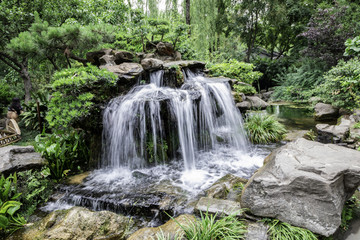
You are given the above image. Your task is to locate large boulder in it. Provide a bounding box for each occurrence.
[86,49,112,66]
[101,62,143,80]
[195,197,243,217]
[241,138,360,237]
[0,146,44,174]
[205,173,247,201]
[314,103,339,121]
[236,96,268,111]
[128,214,196,240]
[10,207,134,240]
[156,42,175,57]
[141,58,164,70]
[113,50,134,64]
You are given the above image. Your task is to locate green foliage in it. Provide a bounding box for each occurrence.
[176,210,247,240]
[354,122,360,129]
[262,218,318,240]
[46,65,117,129]
[340,196,360,231]
[272,58,327,102]
[345,36,360,57]
[21,92,50,131]
[233,84,257,95]
[16,168,54,218]
[0,174,26,234]
[0,81,16,115]
[244,114,287,144]
[146,137,169,164]
[34,129,89,180]
[316,58,360,110]
[208,60,262,85]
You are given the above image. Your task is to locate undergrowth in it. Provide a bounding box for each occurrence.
[244,114,287,144]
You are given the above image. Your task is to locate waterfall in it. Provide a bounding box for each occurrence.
[102,69,249,171]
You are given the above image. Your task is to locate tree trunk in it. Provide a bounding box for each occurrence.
[20,64,32,103]
[185,0,191,36]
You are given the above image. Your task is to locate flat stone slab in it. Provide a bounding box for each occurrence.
[241,138,360,237]
[195,197,242,216]
[0,145,44,174]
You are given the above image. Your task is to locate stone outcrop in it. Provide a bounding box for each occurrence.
[316,116,352,143]
[100,62,143,80]
[0,146,44,174]
[236,95,268,111]
[241,138,360,237]
[128,214,196,240]
[314,103,339,121]
[195,197,243,217]
[206,173,247,201]
[10,207,134,240]
[141,58,164,70]
[245,222,269,240]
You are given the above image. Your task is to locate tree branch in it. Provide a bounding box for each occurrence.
[0,52,22,72]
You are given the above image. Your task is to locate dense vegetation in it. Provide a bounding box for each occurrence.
[1,0,360,238]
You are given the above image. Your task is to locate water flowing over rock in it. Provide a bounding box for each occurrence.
[0,146,44,174]
[241,138,360,237]
[11,207,134,240]
[43,68,264,224]
[102,70,249,170]
[128,214,196,240]
[314,103,339,121]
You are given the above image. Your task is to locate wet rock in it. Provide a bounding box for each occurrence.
[241,138,360,237]
[128,214,196,240]
[163,60,206,70]
[0,146,44,174]
[156,42,175,57]
[314,103,339,121]
[86,49,112,66]
[245,222,269,240]
[13,207,134,240]
[99,54,115,66]
[206,173,247,201]
[353,109,360,122]
[236,96,268,111]
[65,172,91,185]
[261,91,274,102]
[113,50,134,64]
[284,130,308,142]
[316,115,353,143]
[141,58,164,70]
[195,197,243,217]
[101,62,143,79]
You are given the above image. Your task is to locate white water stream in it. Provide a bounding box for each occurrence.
[43,69,266,216]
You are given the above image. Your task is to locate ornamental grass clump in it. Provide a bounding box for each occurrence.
[262,218,318,240]
[245,114,287,144]
[176,210,247,240]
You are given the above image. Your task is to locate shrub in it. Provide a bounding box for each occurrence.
[244,114,287,144]
[207,59,262,85]
[178,210,247,240]
[17,168,54,218]
[0,81,16,116]
[316,58,360,110]
[344,35,360,57]
[21,92,50,131]
[272,58,327,102]
[262,218,318,240]
[233,84,257,95]
[34,129,89,180]
[0,174,26,235]
[46,65,117,129]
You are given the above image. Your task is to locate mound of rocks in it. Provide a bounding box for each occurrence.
[241,138,360,237]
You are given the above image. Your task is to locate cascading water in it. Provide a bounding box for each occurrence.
[43,68,265,223]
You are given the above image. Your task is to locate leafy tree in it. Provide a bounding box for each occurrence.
[345,35,360,57]
[299,4,354,67]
